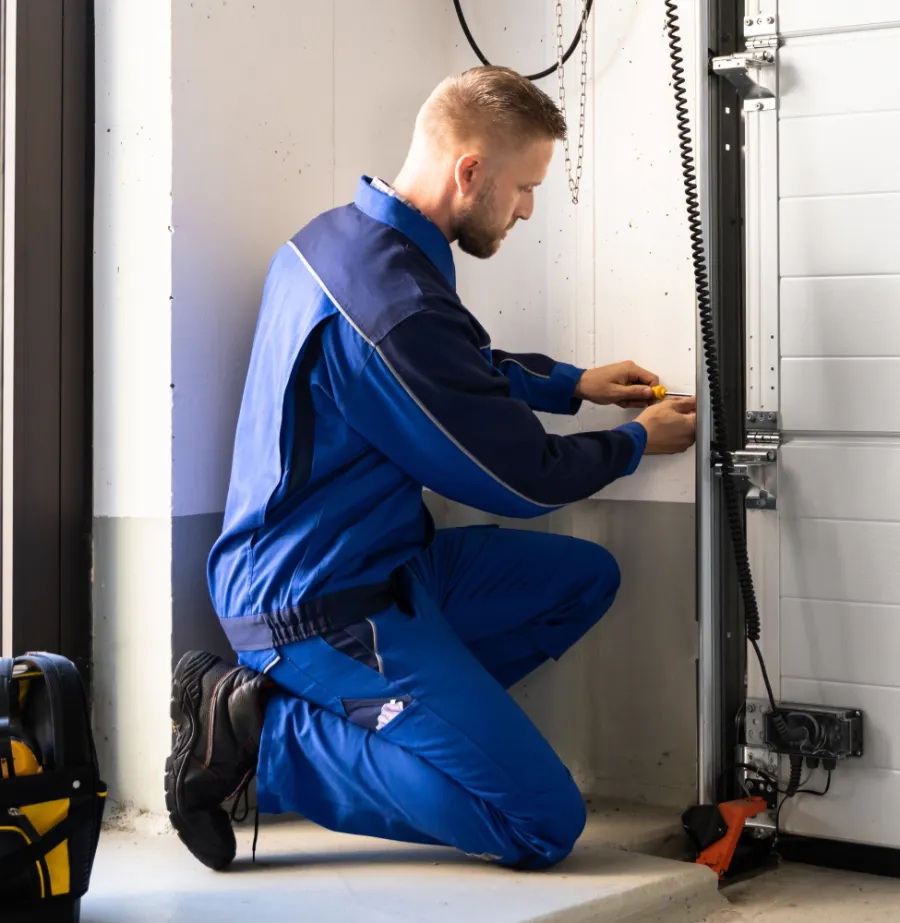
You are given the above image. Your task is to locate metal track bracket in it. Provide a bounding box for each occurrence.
[711,49,777,110]
[713,412,780,509]
[712,13,779,112]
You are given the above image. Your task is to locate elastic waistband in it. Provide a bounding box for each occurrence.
[219,580,398,652]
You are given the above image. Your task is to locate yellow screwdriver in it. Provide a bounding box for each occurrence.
[651,385,694,401]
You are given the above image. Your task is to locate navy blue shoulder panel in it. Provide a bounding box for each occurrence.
[291,205,458,345]
[374,301,642,506]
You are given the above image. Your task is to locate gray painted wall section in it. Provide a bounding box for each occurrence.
[93,513,230,814]
[171,512,233,665]
[426,496,698,810]
[94,500,696,813]
[93,517,175,816]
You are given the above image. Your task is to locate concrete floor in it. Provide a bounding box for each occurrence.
[82,803,900,923]
[83,804,726,923]
[705,863,900,923]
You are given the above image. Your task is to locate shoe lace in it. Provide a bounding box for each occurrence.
[229,768,261,863]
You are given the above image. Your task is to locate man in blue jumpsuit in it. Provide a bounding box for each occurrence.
[165,66,696,873]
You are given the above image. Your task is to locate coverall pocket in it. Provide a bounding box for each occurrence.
[321,619,384,673]
[341,695,415,732]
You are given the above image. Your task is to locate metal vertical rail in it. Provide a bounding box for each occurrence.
[694,0,720,808]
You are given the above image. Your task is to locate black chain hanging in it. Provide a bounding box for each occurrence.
[452,1,595,203]
[452,0,595,81]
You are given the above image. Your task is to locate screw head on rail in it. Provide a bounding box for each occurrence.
[766,16,775,24]
[745,17,754,26]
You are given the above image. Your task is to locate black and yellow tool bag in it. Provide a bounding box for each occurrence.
[0,654,107,923]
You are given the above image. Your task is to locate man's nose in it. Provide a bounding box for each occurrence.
[516,194,535,221]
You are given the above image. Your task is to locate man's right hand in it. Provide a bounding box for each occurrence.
[635,398,697,455]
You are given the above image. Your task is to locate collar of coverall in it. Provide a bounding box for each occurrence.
[355,176,457,290]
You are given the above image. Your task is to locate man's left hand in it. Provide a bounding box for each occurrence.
[574,361,659,408]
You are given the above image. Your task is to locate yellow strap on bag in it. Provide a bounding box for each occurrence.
[0,738,42,778]
[20,799,71,896]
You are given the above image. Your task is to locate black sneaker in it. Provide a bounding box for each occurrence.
[165,651,272,870]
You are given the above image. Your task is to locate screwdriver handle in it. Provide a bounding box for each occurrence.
[651,386,694,401]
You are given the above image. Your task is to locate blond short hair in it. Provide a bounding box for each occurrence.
[424,66,567,148]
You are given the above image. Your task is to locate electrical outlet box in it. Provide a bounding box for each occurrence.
[763,704,863,762]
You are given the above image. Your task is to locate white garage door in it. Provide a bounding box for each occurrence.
[742,1,900,845]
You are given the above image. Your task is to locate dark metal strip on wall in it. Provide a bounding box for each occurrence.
[8,0,93,683]
[710,0,747,803]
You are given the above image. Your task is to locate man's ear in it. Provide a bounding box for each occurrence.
[454,154,480,196]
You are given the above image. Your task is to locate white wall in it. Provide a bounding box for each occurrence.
[92,0,176,818]
[165,0,699,513]
[94,1,173,519]
[169,1,456,517]
[449,1,698,504]
[93,0,700,816]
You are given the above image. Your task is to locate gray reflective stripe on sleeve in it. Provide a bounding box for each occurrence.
[496,357,551,380]
[287,241,556,511]
[365,617,384,674]
[262,655,281,674]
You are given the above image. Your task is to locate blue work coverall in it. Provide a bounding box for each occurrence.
[208,177,648,868]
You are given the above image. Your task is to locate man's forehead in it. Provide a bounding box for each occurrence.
[514,140,554,180]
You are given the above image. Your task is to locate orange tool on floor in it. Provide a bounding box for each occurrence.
[695,797,768,879]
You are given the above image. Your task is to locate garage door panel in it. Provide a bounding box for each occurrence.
[781,195,900,278]
[783,678,900,771]
[782,599,900,688]
[756,7,900,849]
[782,277,900,358]
[778,765,900,846]
[780,31,900,119]
[780,3,900,35]
[781,442,900,520]
[782,358,900,432]
[781,113,900,199]
[781,520,900,605]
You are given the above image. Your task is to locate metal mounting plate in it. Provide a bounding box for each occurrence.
[745,98,776,112]
[738,746,778,831]
[746,410,779,431]
[744,13,777,39]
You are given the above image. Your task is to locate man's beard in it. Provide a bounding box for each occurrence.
[452,182,511,259]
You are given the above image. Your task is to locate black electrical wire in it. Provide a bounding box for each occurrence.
[453,0,595,82]
[775,769,832,842]
[661,1,794,740]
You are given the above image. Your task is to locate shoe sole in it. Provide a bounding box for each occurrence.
[164,651,235,871]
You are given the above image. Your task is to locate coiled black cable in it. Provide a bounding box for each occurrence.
[662,2,785,724]
[453,0,595,82]
[785,755,803,797]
